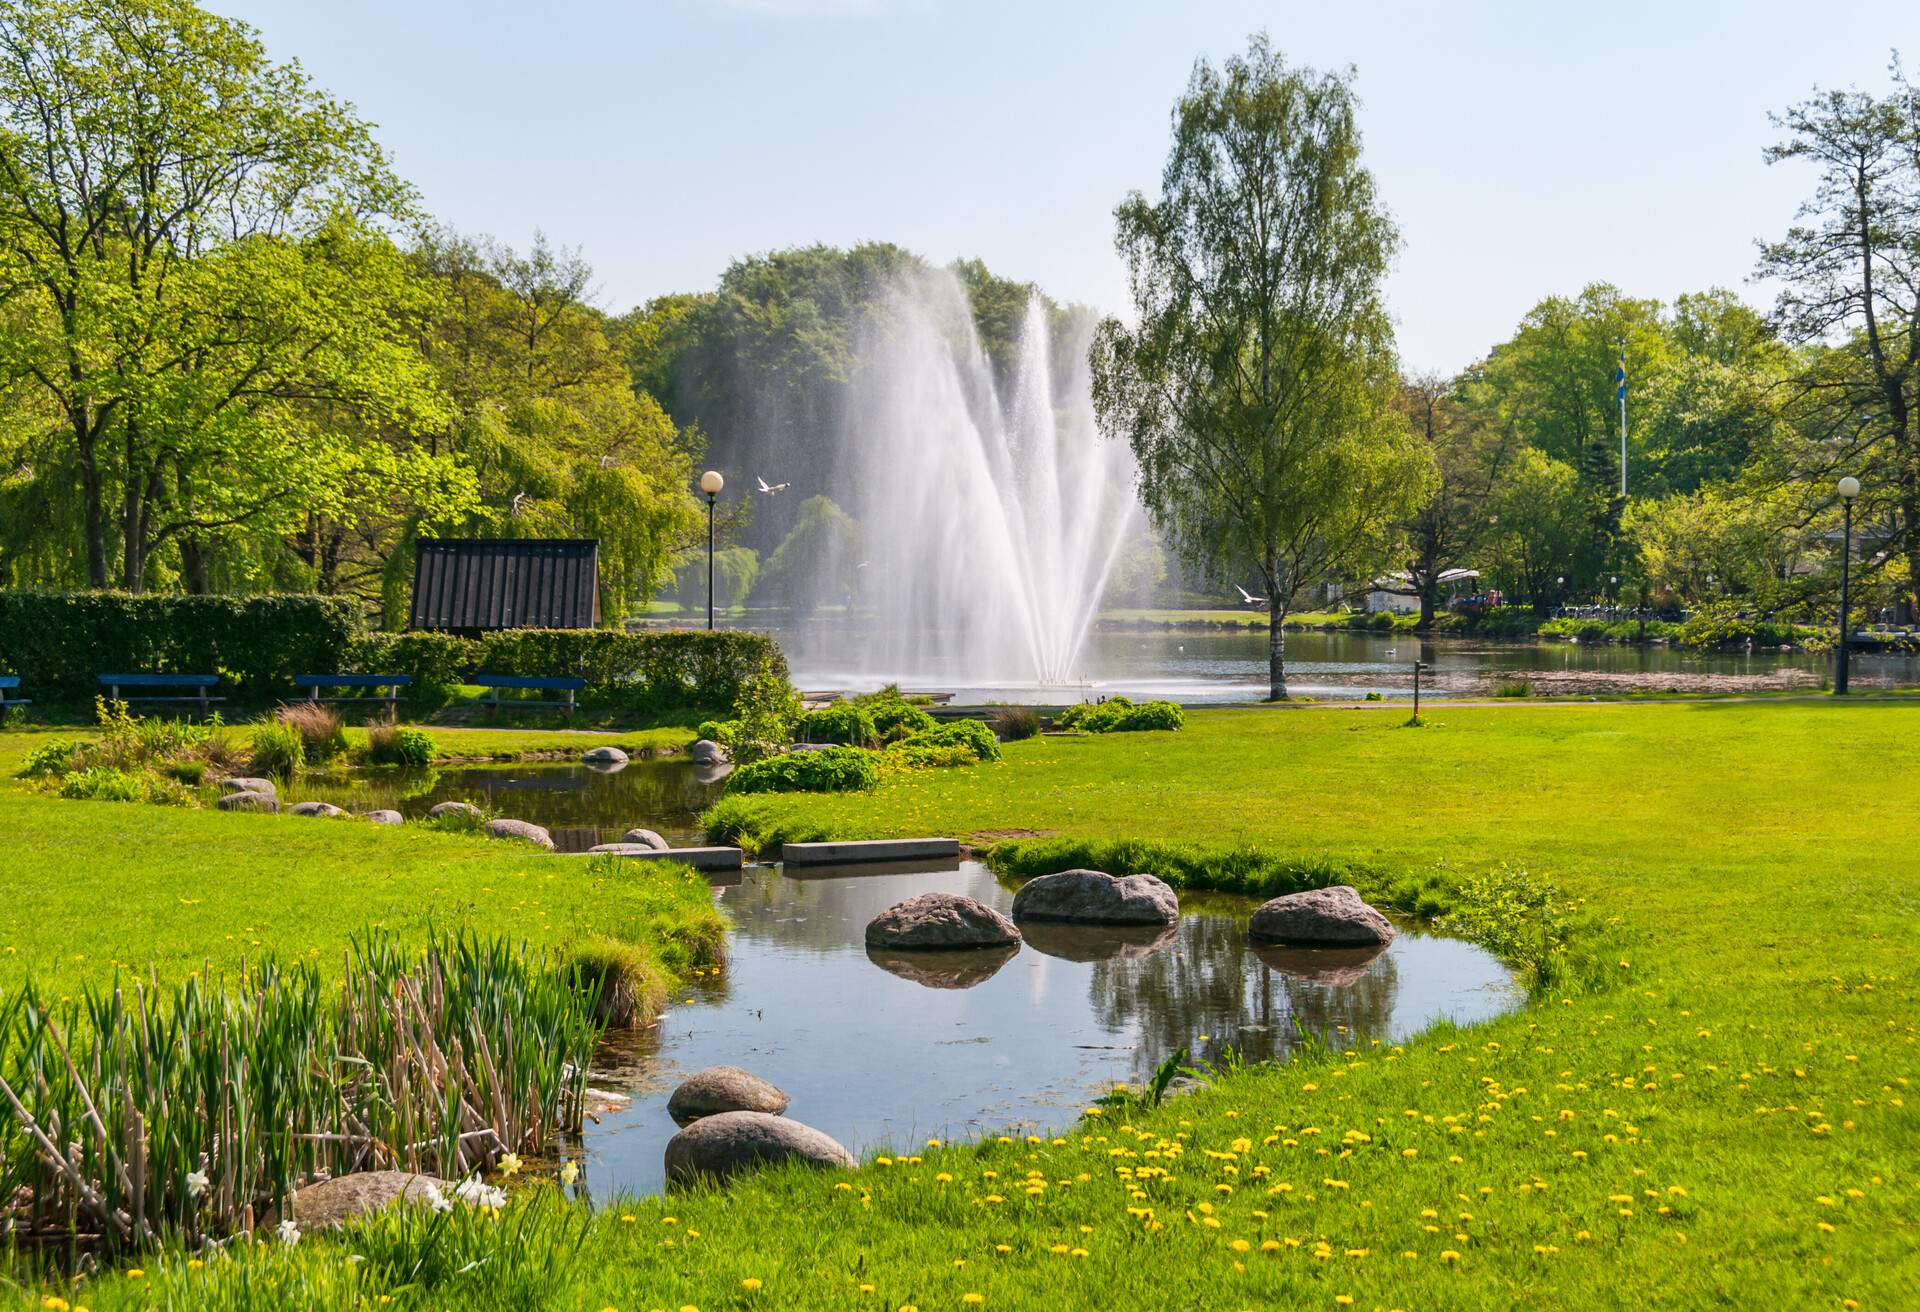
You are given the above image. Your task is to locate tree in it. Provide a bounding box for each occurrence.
[1758,60,1920,617]
[1379,373,1513,626]
[1486,449,1602,611]
[1091,36,1429,697]
[752,495,860,615]
[0,0,449,590]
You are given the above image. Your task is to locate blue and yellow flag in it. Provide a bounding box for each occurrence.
[1615,340,1626,403]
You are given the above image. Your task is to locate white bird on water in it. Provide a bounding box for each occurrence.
[757,476,790,495]
[1234,584,1265,606]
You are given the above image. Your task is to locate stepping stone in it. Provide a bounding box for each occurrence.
[865,892,1020,950]
[1248,886,1395,947]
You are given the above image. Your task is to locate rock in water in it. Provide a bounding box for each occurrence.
[428,801,483,821]
[619,827,670,850]
[291,1171,449,1229]
[690,739,728,765]
[486,818,555,850]
[1011,868,1179,925]
[1248,886,1396,947]
[216,790,278,813]
[664,1111,853,1185]
[221,776,276,796]
[582,745,629,765]
[865,892,1021,950]
[289,801,346,818]
[362,809,405,826]
[667,1065,791,1124]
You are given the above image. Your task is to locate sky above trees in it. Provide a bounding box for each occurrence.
[210,0,1912,371]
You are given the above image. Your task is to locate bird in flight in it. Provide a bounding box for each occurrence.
[757,476,790,495]
[1234,584,1266,606]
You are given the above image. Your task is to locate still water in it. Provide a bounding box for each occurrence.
[576,861,1515,1198]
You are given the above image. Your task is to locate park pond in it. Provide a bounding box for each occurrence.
[568,859,1516,1199]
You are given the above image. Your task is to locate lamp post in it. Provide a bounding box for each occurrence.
[1556,576,1565,617]
[1836,475,1859,695]
[699,470,725,631]
[1609,575,1619,621]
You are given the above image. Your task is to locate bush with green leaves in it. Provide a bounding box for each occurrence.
[248,717,306,780]
[719,671,803,764]
[854,685,938,740]
[1434,864,1575,987]
[17,738,79,778]
[1055,697,1184,733]
[367,723,437,767]
[56,765,148,802]
[893,717,1001,763]
[798,700,877,747]
[724,745,880,794]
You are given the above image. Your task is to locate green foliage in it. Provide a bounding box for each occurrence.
[248,718,307,780]
[724,745,880,795]
[751,494,861,612]
[722,670,803,764]
[695,718,739,744]
[0,592,359,700]
[1434,864,1576,987]
[1492,678,1533,698]
[989,704,1042,742]
[276,701,348,761]
[891,717,1002,763]
[1676,609,1815,650]
[367,723,436,767]
[475,628,789,711]
[1054,697,1184,733]
[56,765,148,802]
[18,738,79,778]
[345,631,481,701]
[854,685,938,740]
[799,700,877,747]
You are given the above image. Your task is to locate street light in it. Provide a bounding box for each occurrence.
[1836,475,1860,695]
[699,470,725,631]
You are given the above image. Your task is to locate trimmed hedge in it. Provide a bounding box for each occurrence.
[0,592,358,699]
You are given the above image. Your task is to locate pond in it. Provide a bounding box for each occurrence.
[572,860,1516,1199]
[284,758,726,852]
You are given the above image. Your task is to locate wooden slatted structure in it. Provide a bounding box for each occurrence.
[407,539,601,634]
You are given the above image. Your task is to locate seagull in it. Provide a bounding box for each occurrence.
[757,476,790,495]
[1234,584,1266,606]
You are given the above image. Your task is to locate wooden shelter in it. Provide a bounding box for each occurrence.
[407,539,600,634]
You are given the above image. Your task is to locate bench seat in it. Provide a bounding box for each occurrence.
[472,674,586,713]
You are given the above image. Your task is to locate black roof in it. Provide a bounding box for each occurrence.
[408,539,601,632]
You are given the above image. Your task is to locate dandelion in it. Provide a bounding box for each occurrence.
[741,1278,762,1291]
[1441,1250,1461,1263]
[963,1296,985,1306]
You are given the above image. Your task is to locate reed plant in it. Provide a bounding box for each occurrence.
[274,701,348,762]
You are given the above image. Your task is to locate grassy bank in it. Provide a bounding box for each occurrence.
[20,703,1920,1309]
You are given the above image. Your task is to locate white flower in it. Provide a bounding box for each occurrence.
[186,1170,210,1197]
[453,1177,507,1210]
[277,1218,302,1246]
[346,1254,366,1265]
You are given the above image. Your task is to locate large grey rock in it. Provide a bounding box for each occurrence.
[1011,869,1179,926]
[221,776,277,797]
[667,1065,791,1124]
[867,944,1018,990]
[1249,941,1387,987]
[1248,885,1396,947]
[428,801,484,821]
[865,892,1021,951]
[582,746,629,766]
[664,1110,853,1186]
[362,809,405,826]
[291,1171,450,1229]
[289,801,346,819]
[486,817,555,850]
[690,738,728,765]
[216,790,278,813]
[1020,920,1177,963]
[618,827,670,851]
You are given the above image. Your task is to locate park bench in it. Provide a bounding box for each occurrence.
[294,673,412,710]
[97,673,224,714]
[471,674,585,715]
[0,676,28,719]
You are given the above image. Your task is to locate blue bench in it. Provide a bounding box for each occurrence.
[98,673,224,713]
[295,673,412,709]
[472,674,585,714]
[0,675,28,718]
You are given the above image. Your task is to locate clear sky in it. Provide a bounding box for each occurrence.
[213,0,1910,373]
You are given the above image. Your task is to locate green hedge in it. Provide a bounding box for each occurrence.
[724,745,880,794]
[0,592,359,699]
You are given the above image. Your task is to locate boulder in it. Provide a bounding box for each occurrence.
[582,746,629,766]
[690,738,728,765]
[427,801,484,821]
[289,801,346,819]
[1011,869,1179,926]
[221,776,277,796]
[362,809,405,826]
[867,944,1018,990]
[1019,920,1177,964]
[664,1110,853,1186]
[865,892,1021,951]
[215,790,278,813]
[1249,941,1387,988]
[291,1171,450,1230]
[1248,885,1396,947]
[667,1065,791,1124]
[486,817,555,850]
[618,828,671,851]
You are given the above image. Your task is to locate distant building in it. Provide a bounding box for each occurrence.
[1365,568,1481,615]
[407,538,601,634]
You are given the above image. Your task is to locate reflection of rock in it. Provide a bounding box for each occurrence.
[867,944,1019,989]
[216,790,277,812]
[292,1171,449,1229]
[289,801,346,818]
[865,892,1021,950]
[1250,940,1387,987]
[619,827,670,851]
[1249,886,1395,946]
[668,1065,790,1124]
[1020,919,1178,963]
[582,746,628,768]
[486,817,555,850]
[362,809,404,826]
[693,761,733,788]
[221,776,276,796]
[1012,869,1179,925]
[664,1110,853,1186]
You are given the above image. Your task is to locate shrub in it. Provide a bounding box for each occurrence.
[695,717,740,744]
[472,628,789,711]
[276,700,348,761]
[855,685,938,740]
[725,746,880,794]
[990,704,1042,741]
[1493,678,1532,698]
[798,700,877,747]
[249,717,306,779]
[893,717,1001,763]
[57,765,147,802]
[722,671,802,764]
[346,631,480,702]
[1055,697,1184,733]
[368,723,437,767]
[1435,865,1574,986]
[17,738,79,778]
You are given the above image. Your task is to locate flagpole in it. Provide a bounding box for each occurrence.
[1618,337,1628,498]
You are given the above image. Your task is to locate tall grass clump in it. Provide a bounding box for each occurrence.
[248,716,306,779]
[990,704,1042,741]
[366,721,437,766]
[0,931,599,1258]
[274,700,348,762]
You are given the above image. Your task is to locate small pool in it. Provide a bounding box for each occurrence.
[575,860,1516,1198]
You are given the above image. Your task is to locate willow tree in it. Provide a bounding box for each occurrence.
[1092,37,1428,697]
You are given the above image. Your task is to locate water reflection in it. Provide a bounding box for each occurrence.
[579,862,1515,1198]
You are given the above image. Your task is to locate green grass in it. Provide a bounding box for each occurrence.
[18,702,1920,1309]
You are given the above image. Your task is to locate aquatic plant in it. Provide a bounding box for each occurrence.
[275,701,349,762]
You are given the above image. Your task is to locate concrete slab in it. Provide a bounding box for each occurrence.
[781,838,961,866]
[568,845,744,871]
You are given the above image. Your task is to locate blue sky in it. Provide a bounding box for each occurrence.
[215,0,1911,371]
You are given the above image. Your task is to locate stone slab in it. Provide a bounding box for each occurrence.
[781,838,961,866]
[567,845,744,871]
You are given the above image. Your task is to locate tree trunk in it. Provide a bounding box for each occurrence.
[1418,584,1436,630]
[76,419,108,589]
[1267,596,1288,700]
[180,536,211,593]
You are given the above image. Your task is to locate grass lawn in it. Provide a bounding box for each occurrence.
[20,702,1920,1310]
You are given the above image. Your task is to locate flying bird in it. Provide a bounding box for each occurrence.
[757,476,790,495]
[1234,584,1266,606]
